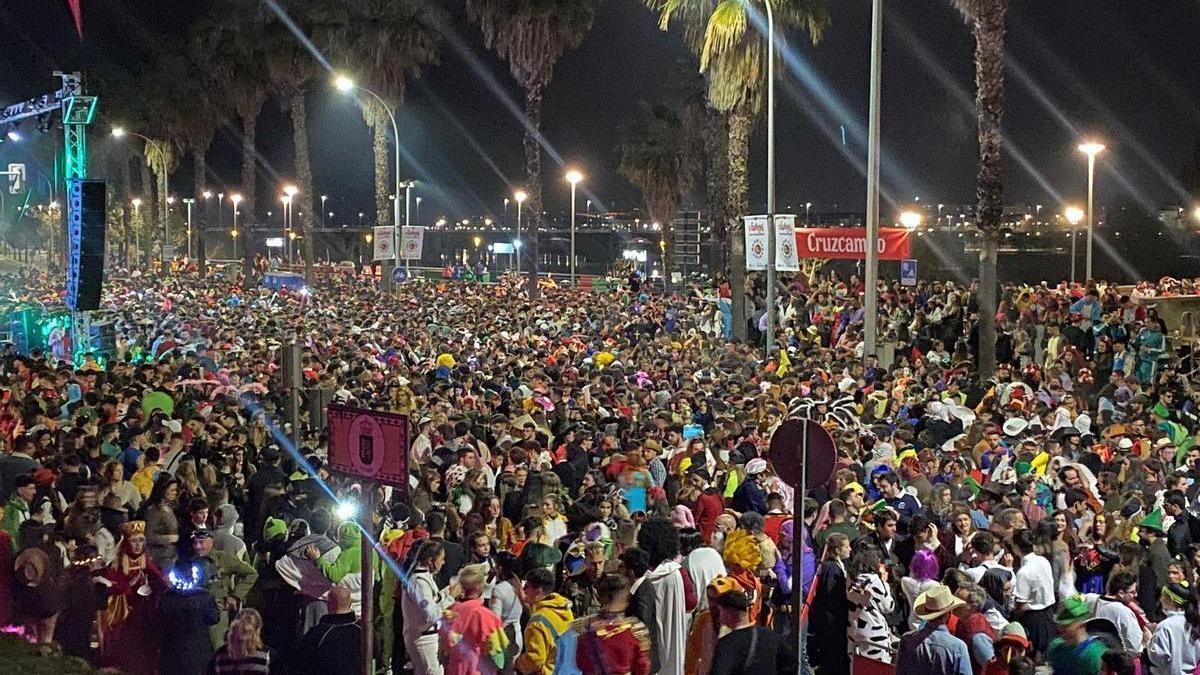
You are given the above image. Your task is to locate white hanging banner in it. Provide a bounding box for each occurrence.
[774,214,799,272]
[400,226,425,260]
[744,215,769,271]
[373,226,395,261]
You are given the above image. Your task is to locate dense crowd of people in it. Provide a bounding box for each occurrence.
[0,261,1198,675]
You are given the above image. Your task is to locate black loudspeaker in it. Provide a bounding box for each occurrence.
[66,179,107,311]
[9,308,39,354]
[89,320,117,359]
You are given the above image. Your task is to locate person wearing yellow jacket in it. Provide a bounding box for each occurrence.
[516,567,574,675]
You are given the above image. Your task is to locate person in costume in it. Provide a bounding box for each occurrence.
[99,520,165,675]
[442,563,509,675]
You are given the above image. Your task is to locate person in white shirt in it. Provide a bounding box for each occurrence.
[1147,580,1200,675]
[1088,571,1148,658]
[964,532,1011,583]
[402,539,454,675]
[410,417,434,468]
[1012,530,1055,658]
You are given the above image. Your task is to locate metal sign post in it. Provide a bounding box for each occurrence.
[795,419,808,669]
[360,485,375,675]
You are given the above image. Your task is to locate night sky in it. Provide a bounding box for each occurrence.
[0,1,1198,223]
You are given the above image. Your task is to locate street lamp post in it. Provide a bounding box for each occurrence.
[113,127,170,264]
[863,0,884,362]
[566,171,583,286]
[400,180,415,269]
[321,195,327,228]
[514,190,527,272]
[231,194,243,260]
[335,75,401,287]
[1078,141,1105,281]
[415,196,422,225]
[764,0,778,353]
[1065,206,1084,283]
[283,185,298,267]
[182,198,195,259]
[131,198,142,264]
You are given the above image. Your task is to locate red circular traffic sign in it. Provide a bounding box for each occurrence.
[768,419,837,491]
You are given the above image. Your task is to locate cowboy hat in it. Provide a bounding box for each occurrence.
[913,584,965,620]
[1002,418,1028,437]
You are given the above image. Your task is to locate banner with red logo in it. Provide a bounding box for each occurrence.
[794,227,912,261]
[743,215,769,270]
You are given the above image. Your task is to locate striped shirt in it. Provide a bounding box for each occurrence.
[210,647,272,674]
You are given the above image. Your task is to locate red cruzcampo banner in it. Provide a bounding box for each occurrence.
[794,227,912,261]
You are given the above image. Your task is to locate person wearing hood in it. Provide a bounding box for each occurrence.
[304,521,365,617]
[212,502,247,561]
[516,566,575,675]
[627,518,697,675]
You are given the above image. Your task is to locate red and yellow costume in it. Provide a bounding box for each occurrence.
[99,521,165,675]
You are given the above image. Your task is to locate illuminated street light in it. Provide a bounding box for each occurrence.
[899,211,922,228]
[565,170,584,285]
[1077,141,1105,280]
[514,190,528,272]
[334,73,401,285]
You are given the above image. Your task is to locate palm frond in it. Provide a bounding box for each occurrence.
[700,0,748,71]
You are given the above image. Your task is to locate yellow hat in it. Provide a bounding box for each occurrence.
[844,482,865,495]
[436,353,456,368]
[708,575,742,596]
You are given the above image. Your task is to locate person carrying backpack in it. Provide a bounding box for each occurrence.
[516,567,575,675]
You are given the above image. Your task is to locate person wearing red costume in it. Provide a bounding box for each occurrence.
[99,520,166,675]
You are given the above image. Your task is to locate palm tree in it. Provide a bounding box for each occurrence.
[467,0,603,295]
[181,22,234,275]
[618,100,703,292]
[952,0,1008,382]
[650,0,828,339]
[317,0,443,229]
[201,0,270,270]
[264,0,322,282]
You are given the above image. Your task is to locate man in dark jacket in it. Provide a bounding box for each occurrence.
[1164,490,1195,557]
[295,586,360,675]
[427,510,466,588]
[246,447,287,546]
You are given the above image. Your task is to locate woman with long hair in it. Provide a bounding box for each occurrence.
[1075,511,1118,594]
[411,466,443,517]
[174,459,206,518]
[488,551,524,673]
[847,547,897,663]
[471,492,515,552]
[144,477,182,571]
[209,608,285,674]
[1044,515,1077,600]
[101,458,142,512]
[1147,581,1200,674]
[809,533,852,675]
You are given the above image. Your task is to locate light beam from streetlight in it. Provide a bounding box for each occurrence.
[334,75,355,92]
